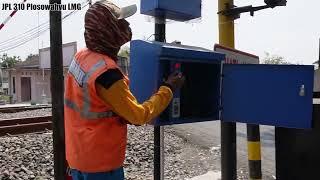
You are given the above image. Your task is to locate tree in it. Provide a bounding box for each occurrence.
[262,52,291,65]
[118,46,130,59]
[0,53,22,68]
[26,54,38,61]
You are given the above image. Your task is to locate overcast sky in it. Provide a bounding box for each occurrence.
[0,0,319,65]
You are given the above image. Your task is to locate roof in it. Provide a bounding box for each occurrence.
[13,54,128,70]
[15,55,39,69]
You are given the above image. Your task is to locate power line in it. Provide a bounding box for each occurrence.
[0,1,89,52]
[0,0,88,47]
[0,20,49,46]
[0,25,51,52]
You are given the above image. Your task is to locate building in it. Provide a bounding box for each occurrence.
[4,55,68,103]
[1,69,9,95]
[117,56,130,75]
[2,42,129,104]
[315,68,320,93]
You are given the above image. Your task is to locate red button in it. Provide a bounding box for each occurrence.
[175,63,181,69]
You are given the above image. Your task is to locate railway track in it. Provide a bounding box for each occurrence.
[0,105,51,113]
[0,116,52,136]
[0,99,318,137]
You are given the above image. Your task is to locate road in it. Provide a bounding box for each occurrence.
[169,121,276,179]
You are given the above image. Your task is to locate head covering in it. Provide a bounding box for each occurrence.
[96,0,137,19]
[84,1,137,60]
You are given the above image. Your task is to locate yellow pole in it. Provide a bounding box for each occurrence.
[218,0,237,179]
[218,0,234,48]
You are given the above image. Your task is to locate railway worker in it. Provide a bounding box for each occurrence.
[64,0,185,179]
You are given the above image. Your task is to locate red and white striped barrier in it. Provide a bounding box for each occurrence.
[0,0,27,31]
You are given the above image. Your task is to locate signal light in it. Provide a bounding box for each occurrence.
[264,0,287,8]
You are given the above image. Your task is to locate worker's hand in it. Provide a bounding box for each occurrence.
[164,72,185,91]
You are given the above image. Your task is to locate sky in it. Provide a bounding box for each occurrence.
[0,0,319,65]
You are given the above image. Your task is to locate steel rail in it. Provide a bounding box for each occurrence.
[0,116,52,136]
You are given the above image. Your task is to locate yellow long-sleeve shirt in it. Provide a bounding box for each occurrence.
[96,79,173,125]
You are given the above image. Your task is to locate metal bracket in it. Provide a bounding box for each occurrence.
[218,3,272,20]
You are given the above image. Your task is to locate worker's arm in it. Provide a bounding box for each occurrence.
[95,69,173,125]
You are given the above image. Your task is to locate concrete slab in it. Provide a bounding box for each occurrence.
[170,121,276,178]
[0,103,31,108]
[187,171,221,180]
[0,103,51,109]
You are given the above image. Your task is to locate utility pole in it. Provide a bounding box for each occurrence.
[218,0,237,179]
[49,0,66,179]
[154,17,165,180]
[217,1,287,179]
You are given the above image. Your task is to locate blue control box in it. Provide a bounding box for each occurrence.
[129,40,314,129]
[140,0,201,21]
[130,40,224,126]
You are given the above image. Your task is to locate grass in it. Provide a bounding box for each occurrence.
[0,95,10,102]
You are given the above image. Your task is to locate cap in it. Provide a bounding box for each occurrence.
[96,0,137,19]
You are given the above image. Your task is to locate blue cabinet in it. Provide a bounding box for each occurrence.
[221,64,314,129]
[130,40,224,125]
[129,40,315,129]
[140,0,201,21]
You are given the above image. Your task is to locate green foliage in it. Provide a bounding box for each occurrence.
[0,53,22,68]
[118,46,130,58]
[0,95,10,102]
[26,54,38,61]
[262,52,291,65]
[30,100,37,105]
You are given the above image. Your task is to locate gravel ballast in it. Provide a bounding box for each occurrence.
[0,109,249,179]
[0,108,52,119]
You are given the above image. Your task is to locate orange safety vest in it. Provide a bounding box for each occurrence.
[64,48,128,173]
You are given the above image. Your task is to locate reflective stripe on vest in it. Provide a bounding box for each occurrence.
[65,59,117,119]
[68,59,86,87]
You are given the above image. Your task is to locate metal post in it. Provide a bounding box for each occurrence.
[49,0,66,179]
[154,17,165,180]
[318,38,320,66]
[218,0,237,179]
[247,124,262,180]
